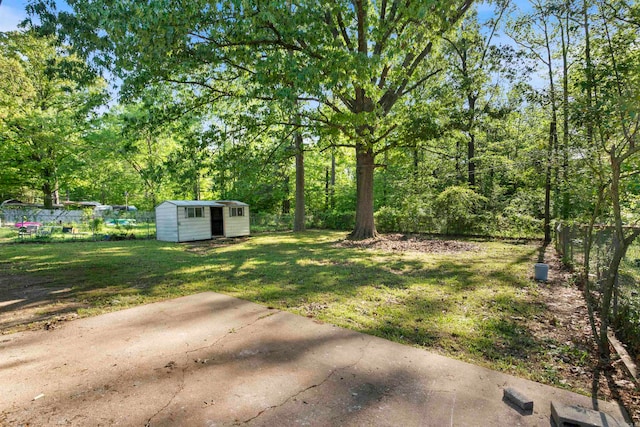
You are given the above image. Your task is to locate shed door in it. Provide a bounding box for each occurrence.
[211,207,224,236]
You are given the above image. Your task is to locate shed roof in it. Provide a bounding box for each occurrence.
[160,200,225,207]
[158,200,248,208]
[214,200,249,207]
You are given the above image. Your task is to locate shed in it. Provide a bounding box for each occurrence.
[155,200,250,242]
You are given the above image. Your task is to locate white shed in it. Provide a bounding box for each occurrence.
[155,200,250,242]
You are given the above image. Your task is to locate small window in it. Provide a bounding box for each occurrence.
[185,207,204,218]
[230,207,244,217]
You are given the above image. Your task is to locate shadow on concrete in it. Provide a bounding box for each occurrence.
[0,293,631,426]
[0,232,560,397]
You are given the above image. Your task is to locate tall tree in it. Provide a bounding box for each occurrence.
[0,31,105,208]
[509,0,564,242]
[577,0,640,363]
[442,4,509,188]
[30,0,474,239]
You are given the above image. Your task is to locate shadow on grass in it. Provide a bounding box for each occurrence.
[0,231,553,377]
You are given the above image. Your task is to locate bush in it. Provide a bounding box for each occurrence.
[90,218,104,234]
[312,211,355,230]
[375,197,435,233]
[374,206,400,233]
[498,190,544,237]
[434,186,487,235]
[250,213,293,232]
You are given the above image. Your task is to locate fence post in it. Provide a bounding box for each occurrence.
[567,225,571,264]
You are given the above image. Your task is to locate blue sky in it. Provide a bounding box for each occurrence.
[0,0,29,31]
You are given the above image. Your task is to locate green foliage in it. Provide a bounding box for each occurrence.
[3,0,629,248]
[29,0,477,238]
[0,31,106,207]
[498,190,545,238]
[89,218,103,234]
[434,186,488,234]
[375,196,435,234]
[310,211,355,231]
[613,295,640,359]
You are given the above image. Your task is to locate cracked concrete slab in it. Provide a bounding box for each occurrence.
[0,292,630,426]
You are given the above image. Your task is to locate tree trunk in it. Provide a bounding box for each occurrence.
[544,121,554,243]
[456,141,463,183]
[598,155,640,360]
[293,131,305,232]
[330,149,336,209]
[542,18,558,244]
[42,166,55,209]
[194,173,200,200]
[468,132,476,187]
[42,181,54,209]
[350,144,377,239]
[325,167,330,211]
[53,177,60,205]
[560,9,571,220]
[282,173,290,214]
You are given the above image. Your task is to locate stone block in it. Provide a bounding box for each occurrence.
[550,401,629,427]
[503,387,533,411]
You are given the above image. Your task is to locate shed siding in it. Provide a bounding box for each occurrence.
[177,206,212,241]
[156,203,179,242]
[156,200,250,242]
[224,207,250,237]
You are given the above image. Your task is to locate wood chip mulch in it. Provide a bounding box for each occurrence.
[336,233,480,253]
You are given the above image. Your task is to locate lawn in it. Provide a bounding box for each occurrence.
[0,222,156,244]
[0,229,576,389]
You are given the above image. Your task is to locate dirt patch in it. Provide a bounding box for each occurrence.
[0,275,86,333]
[530,245,640,423]
[183,237,250,254]
[335,233,480,253]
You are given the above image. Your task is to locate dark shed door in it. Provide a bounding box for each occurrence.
[211,207,224,236]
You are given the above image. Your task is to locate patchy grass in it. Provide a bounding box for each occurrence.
[0,223,156,244]
[1,230,567,386]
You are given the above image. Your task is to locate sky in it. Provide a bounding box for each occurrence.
[0,0,29,31]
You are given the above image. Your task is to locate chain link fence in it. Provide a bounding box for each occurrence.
[555,223,640,358]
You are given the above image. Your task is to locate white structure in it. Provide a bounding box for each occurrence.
[155,200,250,242]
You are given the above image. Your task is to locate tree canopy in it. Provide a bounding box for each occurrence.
[0,30,105,208]
[0,0,633,243]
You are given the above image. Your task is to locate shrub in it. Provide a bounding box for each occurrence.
[613,291,640,359]
[90,218,104,234]
[434,186,487,235]
[374,206,400,233]
[375,197,435,234]
[313,211,355,230]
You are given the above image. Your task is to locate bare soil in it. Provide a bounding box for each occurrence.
[0,274,83,333]
[336,233,480,253]
[532,245,640,424]
[183,236,251,254]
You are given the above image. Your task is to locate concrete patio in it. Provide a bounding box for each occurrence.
[0,292,630,426]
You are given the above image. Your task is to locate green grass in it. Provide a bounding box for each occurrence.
[0,229,576,388]
[0,223,156,243]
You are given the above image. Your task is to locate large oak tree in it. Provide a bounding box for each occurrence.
[31,0,474,238]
